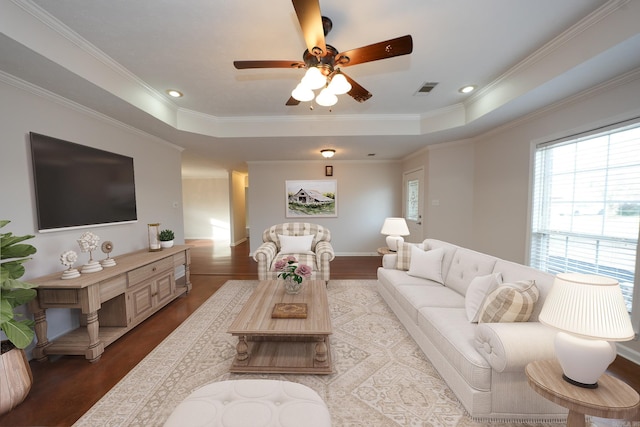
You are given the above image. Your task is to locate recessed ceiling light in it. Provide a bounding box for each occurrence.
[458,85,476,94]
[166,89,183,98]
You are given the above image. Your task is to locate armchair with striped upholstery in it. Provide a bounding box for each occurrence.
[253,223,335,282]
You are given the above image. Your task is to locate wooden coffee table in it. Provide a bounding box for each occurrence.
[227,279,332,374]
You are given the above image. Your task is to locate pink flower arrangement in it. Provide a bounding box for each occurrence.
[275,256,312,284]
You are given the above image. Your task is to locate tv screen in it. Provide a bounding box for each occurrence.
[30,132,138,232]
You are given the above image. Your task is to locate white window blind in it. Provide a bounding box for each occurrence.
[530,122,640,313]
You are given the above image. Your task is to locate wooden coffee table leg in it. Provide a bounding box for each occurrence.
[314,337,328,365]
[236,336,249,362]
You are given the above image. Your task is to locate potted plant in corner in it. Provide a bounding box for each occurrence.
[0,220,37,415]
[159,229,175,248]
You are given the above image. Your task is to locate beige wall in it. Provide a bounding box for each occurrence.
[182,177,230,240]
[247,160,403,255]
[0,78,184,344]
[230,171,248,245]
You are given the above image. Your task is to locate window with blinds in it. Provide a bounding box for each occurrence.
[530,122,640,313]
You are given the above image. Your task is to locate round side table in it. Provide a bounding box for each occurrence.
[526,359,639,427]
[377,247,394,255]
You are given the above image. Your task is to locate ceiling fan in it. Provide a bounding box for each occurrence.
[233,0,413,107]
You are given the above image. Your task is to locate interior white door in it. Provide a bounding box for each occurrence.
[403,168,424,242]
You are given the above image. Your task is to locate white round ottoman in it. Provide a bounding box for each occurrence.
[164,380,331,427]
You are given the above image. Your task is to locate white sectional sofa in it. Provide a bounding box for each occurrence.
[377,238,568,422]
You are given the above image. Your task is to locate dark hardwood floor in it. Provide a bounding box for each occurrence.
[1,239,637,426]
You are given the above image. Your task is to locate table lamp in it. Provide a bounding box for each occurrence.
[380,218,410,251]
[539,273,634,388]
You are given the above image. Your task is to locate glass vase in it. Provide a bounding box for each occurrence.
[283,275,302,295]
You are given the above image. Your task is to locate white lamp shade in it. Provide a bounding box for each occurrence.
[315,88,337,107]
[539,273,634,341]
[301,67,326,90]
[327,72,352,95]
[380,217,410,237]
[291,83,314,102]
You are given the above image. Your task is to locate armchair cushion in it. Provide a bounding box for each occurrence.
[278,234,314,254]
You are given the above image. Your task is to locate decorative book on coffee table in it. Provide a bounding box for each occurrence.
[272,303,308,319]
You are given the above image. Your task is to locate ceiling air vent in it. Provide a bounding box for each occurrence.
[414,82,438,96]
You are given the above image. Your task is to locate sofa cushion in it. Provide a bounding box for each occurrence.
[407,246,445,283]
[479,280,539,323]
[395,284,464,324]
[278,234,314,254]
[418,307,492,391]
[445,248,498,296]
[465,272,503,322]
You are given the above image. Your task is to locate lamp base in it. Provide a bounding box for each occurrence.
[562,374,598,389]
[554,332,617,388]
[385,235,404,252]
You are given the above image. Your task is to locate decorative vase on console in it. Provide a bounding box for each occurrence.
[275,256,312,295]
[77,231,102,273]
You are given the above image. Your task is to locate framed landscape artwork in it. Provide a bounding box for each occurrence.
[286,180,337,218]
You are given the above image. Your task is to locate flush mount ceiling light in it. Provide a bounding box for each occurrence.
[458,85,476,94]
[320,149,336,158]
[166,89,183,98]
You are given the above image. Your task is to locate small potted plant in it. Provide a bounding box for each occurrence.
[0,220,37,414]
[159,229,175,248]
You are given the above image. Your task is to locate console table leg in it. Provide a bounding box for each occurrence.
[30,306,50,362]
[84,311,104,362]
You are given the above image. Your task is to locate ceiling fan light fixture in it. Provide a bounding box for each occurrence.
[291,83,315,102]
[302,67,327,90]
[321,149,336,158]
[315,88,338,107]
[327,72,351,95]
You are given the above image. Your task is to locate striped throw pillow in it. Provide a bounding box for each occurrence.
[479,280,539,323]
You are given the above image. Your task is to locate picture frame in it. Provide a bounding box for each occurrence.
[325,165,333,176]
[286,179,337,218]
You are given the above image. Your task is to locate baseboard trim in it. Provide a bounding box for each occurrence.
[617,342,640,365]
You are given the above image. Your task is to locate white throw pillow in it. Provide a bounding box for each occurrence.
[407,246,445,284]
[465,272,503,322]
[278,234,314,254]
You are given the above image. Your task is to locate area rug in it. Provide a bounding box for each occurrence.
[73,280,610,426]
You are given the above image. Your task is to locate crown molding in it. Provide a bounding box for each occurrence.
[0,70,183,151]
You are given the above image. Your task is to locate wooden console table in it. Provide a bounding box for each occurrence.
[28,245,191,363]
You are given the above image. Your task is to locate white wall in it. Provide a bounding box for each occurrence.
[182,177,230,240]
[247,160,403,255]
[1,78,184,346]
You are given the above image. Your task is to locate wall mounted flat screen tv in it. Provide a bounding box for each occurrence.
[30,132,138,232]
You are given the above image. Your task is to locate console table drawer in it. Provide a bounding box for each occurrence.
[127,257,173,287]
[100,274,126,303]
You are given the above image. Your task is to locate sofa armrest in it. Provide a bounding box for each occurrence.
[475,322,557,373]
[381,253,398,269]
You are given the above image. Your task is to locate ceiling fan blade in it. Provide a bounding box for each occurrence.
[336,35,413,67]
[234,60,305,69]
[292,0,327,56]
[342,72,372,103]
[286,96,301,106]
